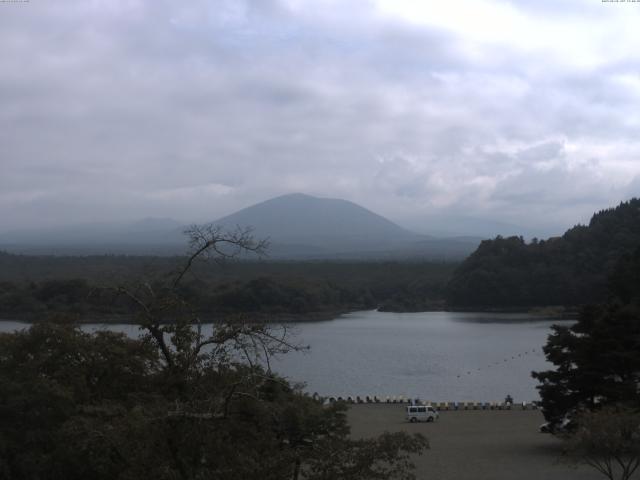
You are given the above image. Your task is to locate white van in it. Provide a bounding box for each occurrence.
[406,405,439,423]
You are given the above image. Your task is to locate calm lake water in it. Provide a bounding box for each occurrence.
[0,310,570,402]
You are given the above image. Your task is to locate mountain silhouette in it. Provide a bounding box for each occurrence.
[214,193,477,259]
[0,194,479,259]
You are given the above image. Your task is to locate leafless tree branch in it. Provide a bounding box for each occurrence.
[172,224,268,289]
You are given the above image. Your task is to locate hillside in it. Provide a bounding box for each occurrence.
[214,193,479,259]
[446,198,640,308]
[214,193,421,252]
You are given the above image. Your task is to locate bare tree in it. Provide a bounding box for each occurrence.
[564,406,640,480]
[173,224,269,289]
[112,224,299,405]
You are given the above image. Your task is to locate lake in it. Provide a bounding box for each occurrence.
[0,310,569,403]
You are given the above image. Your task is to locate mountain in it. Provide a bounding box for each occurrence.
[446,198,640,308]
[214,193,416,250]
[213,193,480,259]
[0,194,481,259]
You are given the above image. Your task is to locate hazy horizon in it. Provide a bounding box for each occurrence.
[0,191,585,239]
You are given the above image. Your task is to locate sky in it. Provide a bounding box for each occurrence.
[1,0,640,237]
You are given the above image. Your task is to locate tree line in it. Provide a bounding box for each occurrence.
[447,198,640,308]
[3,198,640,319]
[0,257,455,321]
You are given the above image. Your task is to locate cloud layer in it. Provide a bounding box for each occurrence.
[2,0,640,235]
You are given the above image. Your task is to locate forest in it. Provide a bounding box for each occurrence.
[2,198,640,321]
[446,198,640,308]
[0,254,454,322]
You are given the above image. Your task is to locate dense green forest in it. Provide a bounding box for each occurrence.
[0,254,455,321]
[447,198,640,308]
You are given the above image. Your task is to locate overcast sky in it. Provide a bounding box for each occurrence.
[1,0,640,236]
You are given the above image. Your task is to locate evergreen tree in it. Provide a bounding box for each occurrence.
[532,246,640,427]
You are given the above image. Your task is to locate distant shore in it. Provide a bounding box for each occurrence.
[377,304,579,319]
[0,305,579,325]
[446,305,579,319]
[0,309,352,325]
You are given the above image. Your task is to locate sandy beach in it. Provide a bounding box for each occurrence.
[347,404,602,480]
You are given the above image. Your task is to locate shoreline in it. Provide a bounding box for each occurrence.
[0,305,578,325]
[0,309,354,325]
[445,305,579,319]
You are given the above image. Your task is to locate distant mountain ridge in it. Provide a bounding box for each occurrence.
[212,193,480,259]
[0,218,186,255]
[214,193,421,253]
[0,193,480,259]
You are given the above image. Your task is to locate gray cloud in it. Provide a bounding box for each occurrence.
[1,0,640,236]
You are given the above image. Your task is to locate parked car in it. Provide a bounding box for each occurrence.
[539,414,575,434]
[406,405,439,423]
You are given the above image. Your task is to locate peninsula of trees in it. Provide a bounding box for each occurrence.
[446,198,640,309]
